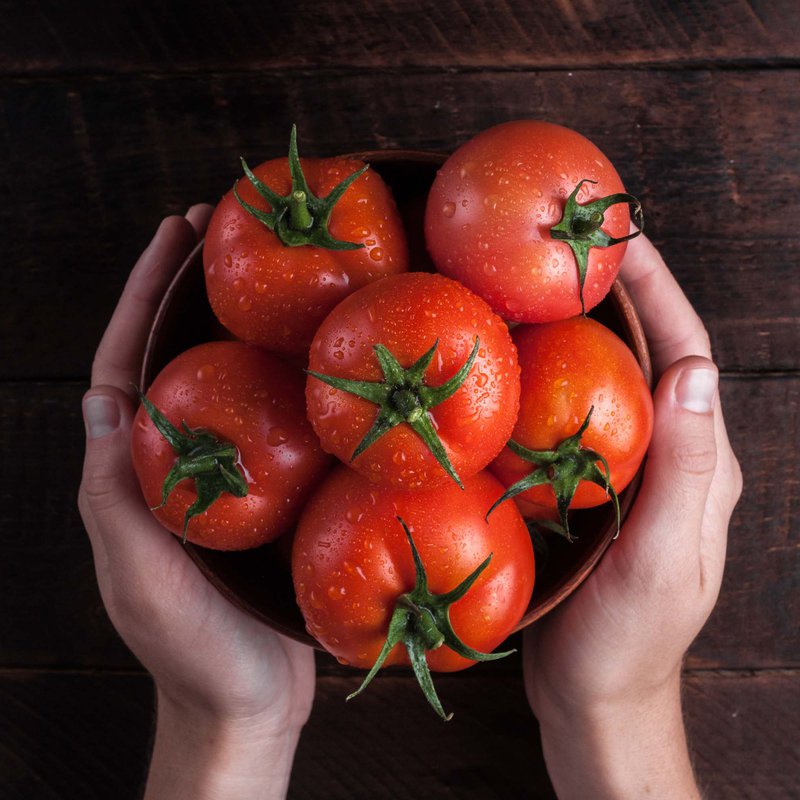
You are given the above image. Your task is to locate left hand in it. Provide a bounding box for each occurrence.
[78,207,315,798]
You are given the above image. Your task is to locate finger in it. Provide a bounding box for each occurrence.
[79,385,181,563]
[185,203,214,239]
[617,355,719,581]
[92,215,199,393]
[620,232,711,376]
[697,395,742,594]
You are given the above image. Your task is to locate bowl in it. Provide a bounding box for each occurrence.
[141,150,652,646]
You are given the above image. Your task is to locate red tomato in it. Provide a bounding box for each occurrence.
[131,341,331,550]
[305,272,520,490]
[490,316,653,521]
[425,120,639,323]
[203,134,409,356]
[292,466,535,675]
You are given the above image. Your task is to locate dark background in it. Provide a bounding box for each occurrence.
[2,1,798,797]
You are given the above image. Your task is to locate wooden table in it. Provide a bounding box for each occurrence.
[2,2,798,797]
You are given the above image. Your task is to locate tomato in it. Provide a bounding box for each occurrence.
[489,316,653,531]
[425,120,641,323]
[203,128,409,355]
[292,466,535,717]
[305,272,520,490]
[131,341,331,550]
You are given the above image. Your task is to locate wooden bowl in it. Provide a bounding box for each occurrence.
[141,150,652,646]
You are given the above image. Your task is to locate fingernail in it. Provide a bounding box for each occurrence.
[83,393,120,439]
[675,368,717,414]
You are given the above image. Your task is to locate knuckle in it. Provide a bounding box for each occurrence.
[697,324,712,355]
[729,456,744,502]
[672,437,717,477]
[633,550,700,602]
[80,469,126,514]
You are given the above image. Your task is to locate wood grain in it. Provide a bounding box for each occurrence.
[1,376,796,669]
[2,5,798,795]
[3,69,799,379]
[1,670,797,799]
[3,0,799,75]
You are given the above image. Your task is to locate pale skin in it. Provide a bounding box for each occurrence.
[79,211,741,799]
[525,231,742,798]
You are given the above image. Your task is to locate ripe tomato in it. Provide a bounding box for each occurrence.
[425,120,641,322]
[203,128,409,355]
[305,272,520,490]
[131,341,331,550]
[490,316,653,528]
[292,466,535,717]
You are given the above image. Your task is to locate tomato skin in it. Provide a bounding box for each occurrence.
[305,272,521,490]
[203,157,409,355]
[131,342,331,550]
[490,317,653,517]
[292,466,535,671]
[425,120,631,323]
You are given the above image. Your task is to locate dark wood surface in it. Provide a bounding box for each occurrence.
[2,2,799,798]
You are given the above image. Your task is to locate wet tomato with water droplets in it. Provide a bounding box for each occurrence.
[203,135,409,356]
[490,316,653,522]
[132,341,331,550]
[305,272,520,490]
[425,120,640,322]
[292,465,534,674]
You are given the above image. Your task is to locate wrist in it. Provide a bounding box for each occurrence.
[144,689,304,800]
[536,672,701,800]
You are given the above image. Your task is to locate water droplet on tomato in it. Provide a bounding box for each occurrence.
[196,364,215,382]
[442,201,456,218]
[224,254,233,268]
[327,585,344,600]
[369,247,384,261]
[345,507,363,524]
[238,295,252,311]
[267,426,288,446]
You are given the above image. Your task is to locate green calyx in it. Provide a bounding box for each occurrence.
[486,407,620,542]
[550,179,644,314]
[307,337,480,489]
[139,394,248,542]
[347,517,514,721]
[234,124,368,250]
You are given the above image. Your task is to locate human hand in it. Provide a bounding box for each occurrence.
[78,209,315,799]
[524,233,742,799]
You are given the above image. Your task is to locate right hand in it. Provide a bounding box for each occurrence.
[524,232,742,798]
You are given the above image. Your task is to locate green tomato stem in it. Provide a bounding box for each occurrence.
[234,124,367,250]
[346,517,515,721]
[288,190,314,231]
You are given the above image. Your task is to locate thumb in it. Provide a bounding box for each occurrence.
[621,355,719,561]
[78,386,151,544]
